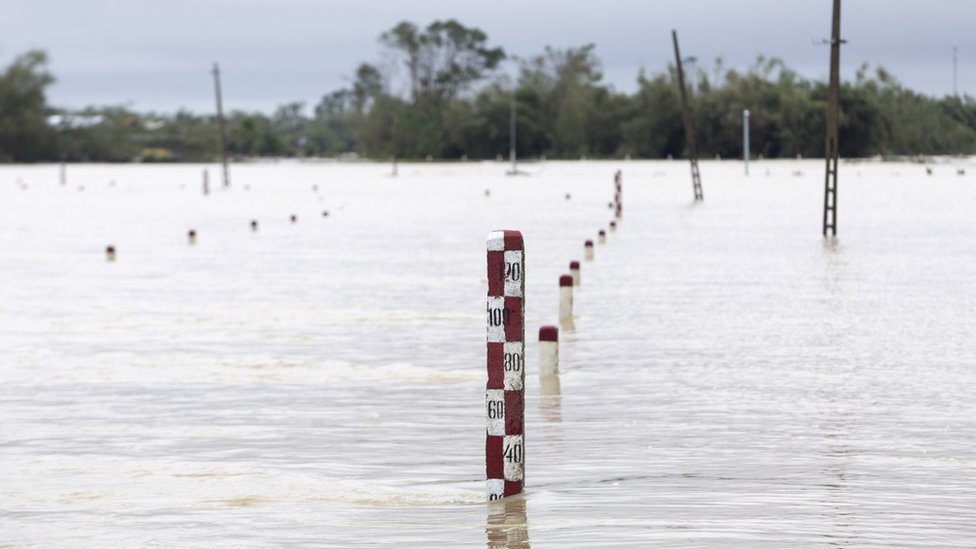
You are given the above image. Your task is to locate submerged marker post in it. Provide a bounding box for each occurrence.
[584,240,594,261]
[569,260,580,286]
[486,230,526,500]
[559,274,575,330]
[538,326,559,376]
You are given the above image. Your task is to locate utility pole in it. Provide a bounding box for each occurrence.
[672,30,703,201]
[953,43,958,97]
[743,109,750,176]
[212,62,230,188]
[508,91,517,175]
[822,0,842,237]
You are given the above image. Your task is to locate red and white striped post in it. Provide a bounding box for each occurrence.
[486,230,526,500]
[538,325,559,376]
[569,260,580,286]
[559,274,575,330]
[584,240,594,261]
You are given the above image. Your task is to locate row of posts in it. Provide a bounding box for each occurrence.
[486,172,622,500]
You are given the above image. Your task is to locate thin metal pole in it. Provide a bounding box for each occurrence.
[822,0,841,237]
[212,62,230,188]
[743,109,750,176]
[672,30,703,201]
[953,43,958,97]
[509,93,517,174]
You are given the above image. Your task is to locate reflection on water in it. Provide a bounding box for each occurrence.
[538,374,562,424]
[487,496,530,549]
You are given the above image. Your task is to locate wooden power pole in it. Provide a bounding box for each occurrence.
[672,30,704,202]
[212,62,230,188]
[822,0,842,236]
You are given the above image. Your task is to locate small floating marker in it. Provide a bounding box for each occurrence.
[485,189,491,197]
[925,167,933,176]
[538,326,559,376]
[565,193,571,200]
[105,245,116,261]
[598,229,606,244]
[558,274,575,330]
[584,240,594,261]
[250,220,258,232]
[486,229,525,501]
[569,261,580,287]
[957,168,966,176]
[290,214,297,223]
[188,229,197,245]
[322,210,329,217]
[609,220,617,232]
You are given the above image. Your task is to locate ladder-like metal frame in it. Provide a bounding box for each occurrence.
[672,30,703,202]
[822,0,842,236]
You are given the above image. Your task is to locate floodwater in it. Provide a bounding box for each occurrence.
[1,159,974,548]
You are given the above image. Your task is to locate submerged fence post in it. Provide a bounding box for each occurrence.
[538,326,559,376]
[559,274,574,330]
[486,230,526,500]
[569,260,580,286]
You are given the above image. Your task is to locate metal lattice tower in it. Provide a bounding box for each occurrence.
[672,30,703,202]
[822,0,842,236]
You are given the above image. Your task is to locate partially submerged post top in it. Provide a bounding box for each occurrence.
[559,274,573,287]
[570,260,580,270]
[539,325,558,342]
[584,240,594,248]
[598,230,606,236]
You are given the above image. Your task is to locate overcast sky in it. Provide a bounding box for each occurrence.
[1,0,973,114]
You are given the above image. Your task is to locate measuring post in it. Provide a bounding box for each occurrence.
[822,0,842,236]
[486,230,526,500]
[672,30,704,201]
[212,62,230,188]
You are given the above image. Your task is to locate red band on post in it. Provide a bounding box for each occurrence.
[539,325,558,342]
[570,260,580,269]
[559,274,573,287]
[585,240,594,247]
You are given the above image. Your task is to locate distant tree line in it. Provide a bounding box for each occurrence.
[2,20,976,163]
